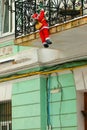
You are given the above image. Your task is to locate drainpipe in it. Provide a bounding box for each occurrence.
[47,74,52,130]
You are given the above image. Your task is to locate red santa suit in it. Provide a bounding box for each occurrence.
[32,9,52,48]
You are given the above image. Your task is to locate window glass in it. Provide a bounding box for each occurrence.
[2,0,14,34]
[3,2,9,33]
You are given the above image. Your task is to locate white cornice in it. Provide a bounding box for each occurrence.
[0,48,87,77]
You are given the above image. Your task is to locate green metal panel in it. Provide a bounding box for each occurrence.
[61,113,77,127]
[12,104,40,118]
[12,90,40,106]
[49,73,75,88]
[62,127,77,130]
[48,73,77,130]
[50,100,76,115]
[62,87,76,100]
[61,100,77,114]
[51,127,77,130]
[12,76,47,130]
[59,73,75,87]
[12,73,77,130]
[50,87,76,102]
[13,78,40,94]
[50,113,77,128]
[12,117,40,129]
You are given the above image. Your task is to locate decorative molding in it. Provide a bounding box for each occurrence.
[0,33,15,44]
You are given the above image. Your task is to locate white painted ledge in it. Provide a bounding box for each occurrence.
[0,47,64,76]
[15,47,64,63]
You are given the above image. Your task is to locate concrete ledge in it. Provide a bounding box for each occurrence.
[14,47,64,64]
[0,47,64,76]
[14,15,87,46]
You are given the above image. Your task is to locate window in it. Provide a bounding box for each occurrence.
[1,0,15,35]
[0,101,12,130]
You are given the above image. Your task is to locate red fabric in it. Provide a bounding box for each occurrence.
[32,9,50,44]
[39,28,50,43]
[32,13,38,19]
[36,9,48,27]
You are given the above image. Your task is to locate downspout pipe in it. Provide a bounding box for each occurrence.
[47,74,52,130]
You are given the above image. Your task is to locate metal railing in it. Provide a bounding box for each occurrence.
[15,0,87,38]
[0,101,12,130]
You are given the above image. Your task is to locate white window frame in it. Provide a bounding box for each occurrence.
[1,0,15,36]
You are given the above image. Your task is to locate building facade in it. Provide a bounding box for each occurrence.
[0,0,87,130]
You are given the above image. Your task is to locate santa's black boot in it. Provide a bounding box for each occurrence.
[43,43,49,48]
[46,39,52,45]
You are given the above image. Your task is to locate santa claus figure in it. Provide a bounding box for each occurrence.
[32,1,52,48]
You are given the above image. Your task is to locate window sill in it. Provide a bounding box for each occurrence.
[0,33,15,44]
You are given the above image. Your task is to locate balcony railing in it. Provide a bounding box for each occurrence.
[15,0,87,38]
